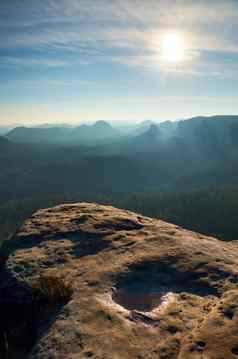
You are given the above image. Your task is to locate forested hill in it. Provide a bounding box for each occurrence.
[1,115,238,244]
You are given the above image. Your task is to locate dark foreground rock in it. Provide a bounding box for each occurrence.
[1,203,238,359]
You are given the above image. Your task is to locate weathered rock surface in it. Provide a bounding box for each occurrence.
[1,203,238,359]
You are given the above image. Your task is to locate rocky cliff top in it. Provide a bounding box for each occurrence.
[1,202,238,359]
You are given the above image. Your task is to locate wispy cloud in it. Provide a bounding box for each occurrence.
[2,1,237,27]
[1,0,238,75]
[2,79,95,88]
[0,56,74,68]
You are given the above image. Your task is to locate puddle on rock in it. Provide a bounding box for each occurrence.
[112,260,217,312]
[112,287,174,312]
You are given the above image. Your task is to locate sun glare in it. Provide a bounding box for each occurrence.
[160,32,187,63]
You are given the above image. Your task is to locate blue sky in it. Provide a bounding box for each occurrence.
[1,0,238,125]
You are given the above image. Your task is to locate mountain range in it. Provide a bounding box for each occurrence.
[2,115,238,196]
[1,114,238,245]
[5,116,238,153]
[6,120,123,145]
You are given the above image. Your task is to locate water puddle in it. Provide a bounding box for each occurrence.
[111,260,217,312]
[112,287,172,312]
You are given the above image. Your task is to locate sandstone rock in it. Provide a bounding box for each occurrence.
[0,202,238,358]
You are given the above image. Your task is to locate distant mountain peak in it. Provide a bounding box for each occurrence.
[93,121,112,128]
[133,123,160,148]
[147,123,159,135]
[75,124,90,130]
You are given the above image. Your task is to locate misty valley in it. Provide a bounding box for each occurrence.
[1,115,238,244]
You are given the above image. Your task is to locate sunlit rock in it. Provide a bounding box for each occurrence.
[0,203,238,359]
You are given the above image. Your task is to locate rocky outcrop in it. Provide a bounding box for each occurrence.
[1,203,238,359]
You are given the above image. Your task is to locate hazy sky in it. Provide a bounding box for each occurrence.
[1,0,238,125]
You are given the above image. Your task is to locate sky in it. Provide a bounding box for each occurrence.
[1,0,238,125]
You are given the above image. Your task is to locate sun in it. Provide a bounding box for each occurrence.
[160,32,187,63]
